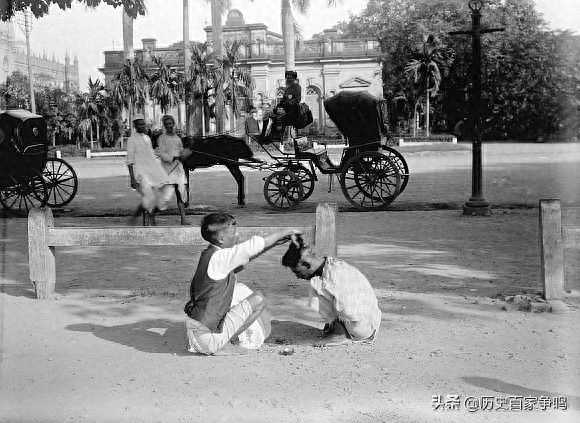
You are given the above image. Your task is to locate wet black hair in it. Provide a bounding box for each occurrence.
[282,234,309,268]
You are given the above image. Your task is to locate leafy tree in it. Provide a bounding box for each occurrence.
[74,77,109,149]
[342,0,580,141]
[186,42,217,136]
[149,55,183,120]
[405,34,454,136]
[35,86,77,146]
[109,57,149,135]
[0,71,31,110]
[219,39,255,131]
[0,0,146,21]
[281,0,340,71]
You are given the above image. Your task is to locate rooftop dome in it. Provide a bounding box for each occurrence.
[225,9,245,26]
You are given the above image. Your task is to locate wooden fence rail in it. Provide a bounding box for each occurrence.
[539,199,579,300]
[28,203,338,299]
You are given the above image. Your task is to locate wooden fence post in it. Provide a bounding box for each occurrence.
[539,199,565,300]
[315,203,338,257]
[28,208,56,299]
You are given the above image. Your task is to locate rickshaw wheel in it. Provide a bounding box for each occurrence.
[43,158,78,207]
[263,170,304,210]
[0,169,48,216]
[380,146,409,194]
[284,163,315,200]
[340,151,401,211]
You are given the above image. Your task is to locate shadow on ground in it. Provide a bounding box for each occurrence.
[66,319,188,355]
[463,376,580,411]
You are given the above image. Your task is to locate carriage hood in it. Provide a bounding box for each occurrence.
[0,109,48,170]
[323,91,387,145]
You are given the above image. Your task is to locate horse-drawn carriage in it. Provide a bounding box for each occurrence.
[181,90,409,211]
[256,90,409,211]
[0,110,78,215]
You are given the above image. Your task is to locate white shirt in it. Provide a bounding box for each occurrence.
[207,236,265,280]
[126,133,169,188]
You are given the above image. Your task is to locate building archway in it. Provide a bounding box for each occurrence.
[305,85,322,133]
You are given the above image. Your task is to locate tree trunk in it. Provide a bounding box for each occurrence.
[183,0,192,135]
[190,98,204,137]
[412,104,417,137]
[96,123,100,148]
[122,8,134,136]
[281,0,295,71]
[212,0,225,134]
[426,85,430,138]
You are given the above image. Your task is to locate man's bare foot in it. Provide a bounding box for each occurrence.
[211,343,248,356]
[315,320,352,347]
[314,333,353,347]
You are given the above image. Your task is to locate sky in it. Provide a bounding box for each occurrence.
[17,0,580,91]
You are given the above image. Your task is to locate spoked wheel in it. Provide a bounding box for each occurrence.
[0,169,48,216]
[340,151,401,211]
[43,158,78,207]
[284,163,315,200]
[380,146,410,194]
[263,170,304,210]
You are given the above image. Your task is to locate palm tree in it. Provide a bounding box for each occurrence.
[220,39,255,133]
[149,55,183,121]
[109,57,149,132]
[186,42,217,136]
[281,0,340,71]
[209,0,232,133]
[404,34,453,137]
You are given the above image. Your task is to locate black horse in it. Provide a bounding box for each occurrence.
[180,134,256,206]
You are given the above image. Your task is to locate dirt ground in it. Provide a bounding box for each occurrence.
[1,143,579,422]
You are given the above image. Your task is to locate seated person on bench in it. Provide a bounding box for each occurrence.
[259,70,302,143]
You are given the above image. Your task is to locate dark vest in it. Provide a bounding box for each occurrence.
[184,245,236,332]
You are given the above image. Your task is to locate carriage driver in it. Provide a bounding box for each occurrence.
[260,70,302,141]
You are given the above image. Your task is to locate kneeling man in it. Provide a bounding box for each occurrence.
[282,235,382,347]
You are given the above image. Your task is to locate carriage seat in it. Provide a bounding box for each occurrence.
[294,137,326,157]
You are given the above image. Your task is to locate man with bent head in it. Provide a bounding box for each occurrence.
[184,213,300,355]
[282,235,382,347]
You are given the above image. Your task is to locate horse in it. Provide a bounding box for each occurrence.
[180,134,257,206]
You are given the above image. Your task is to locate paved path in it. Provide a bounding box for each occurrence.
[44,142,580,217]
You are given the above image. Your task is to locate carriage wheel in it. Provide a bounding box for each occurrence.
[263,170,304,210]
[43,158,78,207]
[0,169,48,216]
[340,151,401,211]
[380,146,410,194]
[284,163,315,200]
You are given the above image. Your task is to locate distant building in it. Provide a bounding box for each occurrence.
[100,9,382,134]
[0,21,80,91]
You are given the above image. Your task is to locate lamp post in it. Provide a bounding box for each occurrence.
[450,0,504,216]
[16,11,36,114]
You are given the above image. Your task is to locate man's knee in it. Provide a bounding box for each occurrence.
[247,291,266,311]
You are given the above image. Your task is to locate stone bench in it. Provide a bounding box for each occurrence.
[28,203,338,299]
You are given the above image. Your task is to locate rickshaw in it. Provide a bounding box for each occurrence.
[0,110,78,215]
